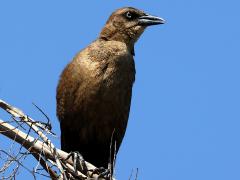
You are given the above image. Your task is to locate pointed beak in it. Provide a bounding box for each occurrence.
[138,14,165,26]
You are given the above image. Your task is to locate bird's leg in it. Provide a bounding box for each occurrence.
[65,151,88,175]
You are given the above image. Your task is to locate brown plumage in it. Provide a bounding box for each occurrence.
[56,7,165,168]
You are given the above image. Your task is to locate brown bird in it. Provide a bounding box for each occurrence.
[57,7,165,168]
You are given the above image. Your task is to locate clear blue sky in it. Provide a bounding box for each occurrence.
[1,1,240,180]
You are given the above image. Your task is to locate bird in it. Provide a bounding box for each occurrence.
[56,7,165,169]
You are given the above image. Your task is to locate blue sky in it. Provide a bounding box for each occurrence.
[0,1,240,179]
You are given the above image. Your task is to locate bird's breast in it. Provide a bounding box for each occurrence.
[82,40,136,91]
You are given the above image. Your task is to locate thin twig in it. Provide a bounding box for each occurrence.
[135,168,138,180]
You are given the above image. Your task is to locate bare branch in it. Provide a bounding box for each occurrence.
[0,99,114,179]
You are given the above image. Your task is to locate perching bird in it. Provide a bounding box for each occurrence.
[57,7,165,168]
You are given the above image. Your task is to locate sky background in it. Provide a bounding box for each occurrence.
[0,1,240,180]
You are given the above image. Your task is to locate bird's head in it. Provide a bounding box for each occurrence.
[100,7,165,46]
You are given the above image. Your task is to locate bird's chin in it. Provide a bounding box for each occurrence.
[133,25,146,32]
[125,24,146,37]
[134,25,146,35]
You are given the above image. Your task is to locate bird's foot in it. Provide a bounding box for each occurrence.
[65,151,88,175]
[89,167,111,179]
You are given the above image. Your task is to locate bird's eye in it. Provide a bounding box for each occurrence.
[125,11,132,19]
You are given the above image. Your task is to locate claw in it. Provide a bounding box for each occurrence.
[65,151,88,174]
[89,167,111,179]
[98,168,110,179]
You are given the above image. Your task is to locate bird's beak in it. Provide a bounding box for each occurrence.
[138,14,165,26]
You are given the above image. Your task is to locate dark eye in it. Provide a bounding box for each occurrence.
[125,11,132,19]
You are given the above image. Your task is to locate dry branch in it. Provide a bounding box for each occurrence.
[0,99,114,179]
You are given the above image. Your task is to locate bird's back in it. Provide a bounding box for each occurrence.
[57,39,135,167]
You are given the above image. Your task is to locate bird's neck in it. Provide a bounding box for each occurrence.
[99,26,135,56]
